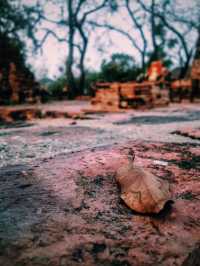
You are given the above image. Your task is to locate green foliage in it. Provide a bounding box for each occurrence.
[167,39,178,49]
[0,0,38,40]
[0,0,43,58]
[79,53,143,95]
[0,0,26,34]
[85,71,100,86]
[61,53,144,96]
[83,71,102,94]
[163,58,173,68]
[154,22,166,38]
[108,0,118,12]
[0,0,42,105]
[162,0,171,9]
[0,0,27,70]
[100,53,140,82]
[0,33,25,71]
[48,76,67,100]
[0,0,42,71]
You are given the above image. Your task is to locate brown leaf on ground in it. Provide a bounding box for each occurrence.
[116,149,172,214]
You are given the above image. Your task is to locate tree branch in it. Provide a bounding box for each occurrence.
[81,0,108,23]
[137,0,191,58]
[37,28,67,49]
[74,0,85,17]
[88,21,142,54]
[125,0,147,67]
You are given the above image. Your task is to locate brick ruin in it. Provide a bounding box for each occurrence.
[0,62,42,105]
[191,33,200,101]
[92,38,200,109]
[171,33,200,102]
[91,81,169,110]
[0,35,41,105]
[91,61,169,110]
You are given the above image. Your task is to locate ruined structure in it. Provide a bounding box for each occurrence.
[0,35,41,105]
[191,32,200,101]
[91,61,169,110]
[170,32,200,102]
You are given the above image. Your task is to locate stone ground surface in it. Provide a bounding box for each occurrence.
[0,101,200,266]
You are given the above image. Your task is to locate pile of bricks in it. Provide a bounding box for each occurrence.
[91,83,120,110]
[91,81,169,110]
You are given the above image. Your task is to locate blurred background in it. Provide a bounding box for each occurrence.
[0,0,199,104]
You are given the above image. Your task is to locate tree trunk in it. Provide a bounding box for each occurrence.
[77,25,88,95]
[66,0,77,99]
[66,42,77,99]
[125,0,147,71]
[79,56,86,95]
[150,0,159,61]
[180,52,192,79]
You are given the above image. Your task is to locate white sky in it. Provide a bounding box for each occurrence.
[25,0,198,80]
[27,5,140,79]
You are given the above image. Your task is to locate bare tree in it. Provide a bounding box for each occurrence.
[137,0,199,77]
[125,0,147,70]
[72,0,109,97]
[89,0,148,71]
[35,0,111,98]
[29,0,199,91]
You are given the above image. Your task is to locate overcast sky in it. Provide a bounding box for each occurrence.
[25,0,198,80]
[27,4,140,79]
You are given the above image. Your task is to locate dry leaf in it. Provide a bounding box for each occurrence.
[116,151,171,214]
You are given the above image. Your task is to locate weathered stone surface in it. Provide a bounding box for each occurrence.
[173,128,200,140]
[0,102,200,265]
[0,141,200,266]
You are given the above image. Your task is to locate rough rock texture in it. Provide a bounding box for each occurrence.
[0,102,200,266]
[0,141,200,266]
[173,128,200,140]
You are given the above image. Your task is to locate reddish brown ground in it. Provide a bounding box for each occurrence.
[0,101,200,266]
[0,141,200,266]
